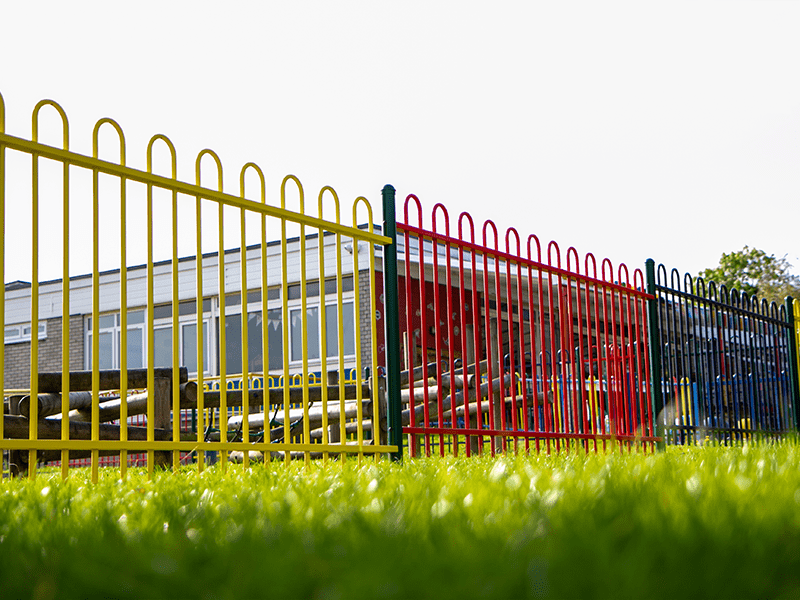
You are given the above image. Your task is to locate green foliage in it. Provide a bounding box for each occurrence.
[1,443,800,599]
[698,246,800,304]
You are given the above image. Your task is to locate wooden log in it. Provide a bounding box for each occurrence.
[401,377,472,404]
[37,367,188,393]
[327,371,341,444]
[19,392,96,420]
[309,419,373,439]
[152,378,171,468]
[398,361,439,388]
[23,431,200,465]
[228,398,373,431]
[402,374,511,427]
[201,383,369,409]
[2,414,172,441]
[47,382,198,423]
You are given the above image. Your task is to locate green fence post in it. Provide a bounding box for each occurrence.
[645,259,665,449]
[784,297,800,432]
[382,184,403,461]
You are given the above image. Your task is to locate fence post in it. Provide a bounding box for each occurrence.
[382,184,403,461]
[784,297,800,431]
[645,259,665,449]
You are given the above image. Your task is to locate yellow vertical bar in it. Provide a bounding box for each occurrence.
[147,135,178,472]
[317,188,338,461]
[257,167,269,464]
[146,177,155,478]
[0,93,4,450]
[351,232,364,459]
[218,193,228,472]
[367,227,379,459]
[195,192,205,473]
[239,199,250,457]
[171,187,180,470]
[60,129,70,480]
[195,151,223,470]
[336,232,345,448]
[30,102,73,479]
[354,198,379,459]
[279,177,298,464]
[298,196,310,465]
[94,119,127,480]
[30,145,39,480]
[91,165,100,483]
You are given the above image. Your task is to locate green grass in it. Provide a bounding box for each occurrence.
[2,442,800,599]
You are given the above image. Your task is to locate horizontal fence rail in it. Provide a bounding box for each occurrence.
[0,91,396,480]
[646,259,799,445]
[391,195,657,457]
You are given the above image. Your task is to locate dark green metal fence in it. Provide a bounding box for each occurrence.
[645,259,800,445]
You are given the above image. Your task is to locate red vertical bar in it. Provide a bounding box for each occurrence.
[431,204,448,456]
[458,213,477,456]
[482,221,499,455]
[505,229,520,452]
[568,247,590,452]
[527,235,543,453]
[635,269,655,450]
[513,237,529,453]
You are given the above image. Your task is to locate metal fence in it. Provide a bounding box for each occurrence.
[0,91,395,480]
[645,259,800,444]
[383,189,657,456]
[4,90,800,478]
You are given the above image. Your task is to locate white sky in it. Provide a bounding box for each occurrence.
[1,1,799,284]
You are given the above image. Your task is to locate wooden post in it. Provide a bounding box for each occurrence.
[8,395,23,477]
[153,377,171,469]
[490,317,504,454]
[327,370,340,445]
[465,324,480,455]
[377,375,388,446]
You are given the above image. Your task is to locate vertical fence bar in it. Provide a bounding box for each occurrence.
[0,93,4,454]
[784,298,800,431]
[382,185,402,461]
[645,259,664,448]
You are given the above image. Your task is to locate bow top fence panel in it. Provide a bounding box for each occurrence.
[393,194,657,457]
[0,92,396,481]
[645,259,800,445]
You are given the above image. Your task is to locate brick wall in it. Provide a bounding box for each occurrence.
[4,315,84,389]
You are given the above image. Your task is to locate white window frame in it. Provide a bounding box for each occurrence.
[4,322,47,345]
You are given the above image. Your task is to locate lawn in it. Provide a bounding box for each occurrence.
[1,441,799,599]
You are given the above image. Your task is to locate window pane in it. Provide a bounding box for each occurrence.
[291,307,319,361]
[307,307,319,360]
[225,314,243,376]
[153,304,172,320]
[99,331,114,370]
[99,315,116,329]
[182,322,209,374]
[247,312,263,372]
[325,302,355,358]
[267,309,283,370]
[154,327,172,368]
[127,310,145,325]
[126,328,144,369]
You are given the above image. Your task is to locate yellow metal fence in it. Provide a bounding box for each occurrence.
[0,91,396,480]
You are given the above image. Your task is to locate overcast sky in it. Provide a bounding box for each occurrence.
[1,1,799,284]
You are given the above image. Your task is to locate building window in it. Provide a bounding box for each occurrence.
[219,308,283,375]
[151,299,213,376]
[289,302,355,363]
[4,322,46,344]
[86,311,145,370]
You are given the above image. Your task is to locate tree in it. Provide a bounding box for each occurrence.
[698,246,800,305]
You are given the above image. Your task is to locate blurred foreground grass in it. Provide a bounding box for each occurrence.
[1,441,800,599]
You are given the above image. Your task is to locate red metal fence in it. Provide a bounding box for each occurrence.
[396,196,657,456]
